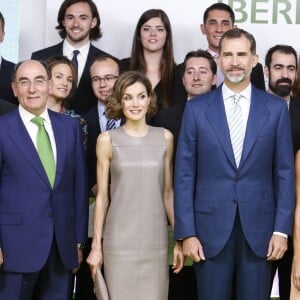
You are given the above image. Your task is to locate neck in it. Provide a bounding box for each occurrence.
[224,79,250,93]
[123,119,148,137]
[65,36,90,49]
[143,50,163,69]
[47,96,64,113]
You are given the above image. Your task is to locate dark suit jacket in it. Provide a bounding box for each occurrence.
[174,86,294,259]
[31,42,109,114]
[172,62,266,106]
[290,98,300,155]
[152,103,184,161]
[0,98,16,116]
[0,58,18,105]
[0,109,88,273]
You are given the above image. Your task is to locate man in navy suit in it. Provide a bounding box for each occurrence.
[264,44,300,300]
[0,12,17,105]
[0,60,88,299]
[174,28,295,300]
[31,0,109,115]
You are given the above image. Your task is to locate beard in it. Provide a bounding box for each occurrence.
[269,78,293,97]
[223,67,252,84]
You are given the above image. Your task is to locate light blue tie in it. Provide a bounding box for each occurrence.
[228,94,244,167]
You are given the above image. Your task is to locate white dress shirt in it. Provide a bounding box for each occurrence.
[63,39,90,85]
[18,105,57,163]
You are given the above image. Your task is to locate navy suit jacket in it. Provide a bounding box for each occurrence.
[174,86,295,258]
[0,109,88,273]
[0,58,18,105]
[31,42,109,114]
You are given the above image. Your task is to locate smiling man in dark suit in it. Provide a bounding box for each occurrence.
[175,28,294,300]
[0,60,88,300]
[31,0,110,115]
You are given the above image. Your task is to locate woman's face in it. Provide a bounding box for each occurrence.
[140,17,167,53]
[49,63,74,100]
[121,82,150,122]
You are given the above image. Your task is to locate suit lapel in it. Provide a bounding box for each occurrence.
[8,111,51,187]
[205,88,236,169]
[49,110,66,188]
[239,88,269,168]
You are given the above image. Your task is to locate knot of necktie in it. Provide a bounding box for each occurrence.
[31,116,44,127]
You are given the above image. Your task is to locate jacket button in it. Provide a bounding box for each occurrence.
[232,199,237,204]
[48,212,53,217]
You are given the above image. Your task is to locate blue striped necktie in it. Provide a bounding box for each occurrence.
[228,94,244,167]
[106,119,116,130]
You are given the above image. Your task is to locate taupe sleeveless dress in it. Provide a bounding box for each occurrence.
[103,126,169,300]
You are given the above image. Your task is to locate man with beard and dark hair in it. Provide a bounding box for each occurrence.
[31,0,110,114]
[264,44,300,300]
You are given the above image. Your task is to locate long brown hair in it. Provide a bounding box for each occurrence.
[129,9,175,108]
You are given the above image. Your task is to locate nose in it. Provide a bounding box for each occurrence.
[282,67,289,77]
[28,81,37,92]
[132,97,139,106]
[215,23,223,32]
[193,71,200,81]
[150,28,156,36]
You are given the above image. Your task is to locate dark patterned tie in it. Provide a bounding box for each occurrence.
[71,50,80,73]
[106,119,116,130]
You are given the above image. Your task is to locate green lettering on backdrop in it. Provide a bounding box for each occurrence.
[251,0,268,23]
[273,0,292,24]
[219,0,300,24]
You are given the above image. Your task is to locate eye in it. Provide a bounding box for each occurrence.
[123,95,132,101]
[67,78,73,84]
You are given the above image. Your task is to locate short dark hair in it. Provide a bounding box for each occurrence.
[183,49,217,75]
[203,3,235,24]
[0,12,5,30]
[220,28,256,55]
[90,54,121,75]
[56,0,102,41]
[265,44,298,70]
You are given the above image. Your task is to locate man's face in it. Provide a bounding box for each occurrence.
[90,58,119,103]
[219,36,258,90]
[182,57,217,99]
[63,2,97,45]
[265,52,297,98]
[201,9,234,53]
[12,60,50,116]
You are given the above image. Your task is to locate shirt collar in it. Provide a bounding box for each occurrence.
[222,83,252,102]
[63,39,90,58]
[97,101,106,117]
[19,105,51,124]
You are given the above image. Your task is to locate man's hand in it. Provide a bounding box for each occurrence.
[0,248,3,266]
[73,248,83,273]
[182,237,205,262]
[266,234,287,261]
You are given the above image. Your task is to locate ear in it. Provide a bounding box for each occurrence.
[212,74,217,86]
[264,65,270,78]
[11,82,18,97]
[200,24,206,35]
[90,17,97,29]
[252,54,259,69]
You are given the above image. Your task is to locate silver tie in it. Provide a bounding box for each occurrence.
[228,94,244,167]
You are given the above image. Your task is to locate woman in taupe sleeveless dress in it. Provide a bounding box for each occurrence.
[87,71,184,300]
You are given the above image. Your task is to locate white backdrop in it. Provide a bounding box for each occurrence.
[18,0,300,66]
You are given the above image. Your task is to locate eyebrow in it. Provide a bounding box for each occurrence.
[273,63,296,68]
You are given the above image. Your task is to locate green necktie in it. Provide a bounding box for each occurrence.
[31,116,56,187]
